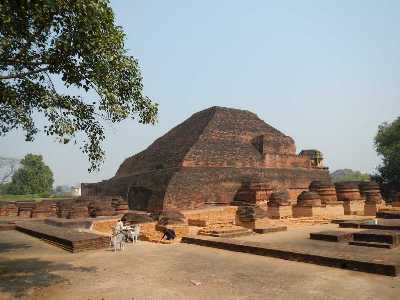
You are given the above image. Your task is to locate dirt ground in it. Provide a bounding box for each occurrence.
[1,229,400,300]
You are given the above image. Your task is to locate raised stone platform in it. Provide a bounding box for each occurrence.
[182,232,400,276]
[376,210,400,219]
[339,220,368,228]
[359,219,400,231]
[15,220,109,252]
[350,230,400,249]
[310,231,353,242]
[44,217,93,229]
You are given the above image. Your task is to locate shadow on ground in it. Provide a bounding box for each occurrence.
[0,241,31,253]
[0,258,96,298]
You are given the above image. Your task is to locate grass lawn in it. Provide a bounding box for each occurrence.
[0,194,73,202]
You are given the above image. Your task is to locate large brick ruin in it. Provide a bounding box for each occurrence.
[2,106,396,258]
[82,106,330,212]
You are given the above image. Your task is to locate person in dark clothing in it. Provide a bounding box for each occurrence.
[161,228,176,241]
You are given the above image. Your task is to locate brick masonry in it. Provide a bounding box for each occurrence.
[82,106,330,212]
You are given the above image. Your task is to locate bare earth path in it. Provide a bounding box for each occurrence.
[1,230,400,300]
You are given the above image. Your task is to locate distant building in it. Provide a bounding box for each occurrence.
[71,186,81,197]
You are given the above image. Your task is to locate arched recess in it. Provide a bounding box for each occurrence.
[127,186,152,211]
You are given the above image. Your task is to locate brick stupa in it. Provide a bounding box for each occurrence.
[82,107,330,212]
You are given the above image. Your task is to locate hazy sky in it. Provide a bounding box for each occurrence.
[1,0,399,186]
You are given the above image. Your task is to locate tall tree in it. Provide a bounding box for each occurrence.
[375,117,400,188]
[7,154,54,194]
[0,0,158,171]
[330,169,370,183]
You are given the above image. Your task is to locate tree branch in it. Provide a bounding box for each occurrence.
[0,67,49,80]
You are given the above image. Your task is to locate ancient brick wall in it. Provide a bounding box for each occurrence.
[115,108,215,177]
[82,106,331,212]
[163,167,330,210]
[83,168,178,212]
[182,107,285,168]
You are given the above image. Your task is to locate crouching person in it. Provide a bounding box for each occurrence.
[160,228,176,242]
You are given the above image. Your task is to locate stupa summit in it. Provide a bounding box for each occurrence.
[82,106,330,212]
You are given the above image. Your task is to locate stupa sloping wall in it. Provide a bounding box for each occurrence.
[82,106,330,212]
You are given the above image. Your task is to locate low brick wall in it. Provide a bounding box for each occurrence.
[343,200,365,215]
[91,219,119,235]
[182,206,238,226]
[293,206,325,218]
[267,206,292,219]
[364,203,387,216]
[236,217,272,229]
[323,203,345,217]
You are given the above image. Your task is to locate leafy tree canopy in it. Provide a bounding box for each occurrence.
[7,153,54,194]
[375,117,400,187]
[0,0,158,171]
[330,169,370,183]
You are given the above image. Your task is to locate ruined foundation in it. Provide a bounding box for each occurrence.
[267,191,292,219]
[292,191,324,218]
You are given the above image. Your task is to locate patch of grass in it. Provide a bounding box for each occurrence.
[0,194,73,202]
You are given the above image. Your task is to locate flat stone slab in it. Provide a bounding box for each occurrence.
[353,230,400,246]
[376,210,400,219]
[44,217,93,229]
[331,218,373,224]
[310,231,353,242]
[253,226,287,234]
[359,219,400,231]
[349,241,394,249]
[15,220,109,252]
[339,220,369,228]
[181,235,400,276]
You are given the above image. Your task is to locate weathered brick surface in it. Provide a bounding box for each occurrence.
[297,191,322,206]
[182,206,238,226]
[292,206,325,218]
[360,182,384,205]
[309,181,338,204]
[268,191,291,206]
[335,182,363,202]
[82,107,330,212]
[268,206,293,219]
[364,203,386,216]
[322,203,345,217]
[343,200,365,215]
[15,221,109,252]
[0,202,18,217]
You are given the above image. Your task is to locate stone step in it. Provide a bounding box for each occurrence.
[0,223,16,231]
[310,231,353,242]
[253,226,287,234]
[353,230,400,246]
[207,230,253,238]
[349,241,394,249]
[199,226,253,238]
[208,228,251,234]
[15,220,109,252]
